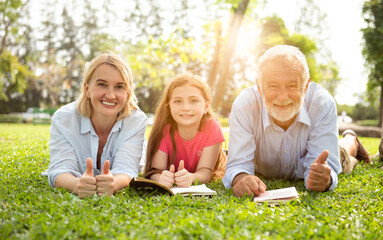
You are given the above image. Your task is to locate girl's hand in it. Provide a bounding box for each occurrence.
[175,160,193,187]
[159,164,175,188]
[95,160,115,197]
[77,158,97,199]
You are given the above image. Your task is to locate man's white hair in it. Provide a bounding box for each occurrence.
[256,45,310,87]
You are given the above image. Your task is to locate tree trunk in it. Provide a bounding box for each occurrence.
[207,22,222,90]
[379,130,383,162]
[379,85,383,161]
[212,0,250,112]
[379,84,383,128]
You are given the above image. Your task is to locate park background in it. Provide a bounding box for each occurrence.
[1,0,383,127]
[1,0,383,239]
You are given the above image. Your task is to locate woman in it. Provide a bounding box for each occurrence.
[48,53,147,198]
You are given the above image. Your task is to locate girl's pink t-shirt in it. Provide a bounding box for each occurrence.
[158,118,225,173]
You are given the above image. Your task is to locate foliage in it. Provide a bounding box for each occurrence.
[0,0,32,106]
[0,0,353,120]
[0,51,31,101]
[0,0,213,114]
[337,104,354,116]
[218,116,229,128]
[337,102,379,123]
[352,103,380,122]
[0,114,22,123]
[256,15,341,97]
[0,0,26,54]
[1,124,382,239]
[210,0,250,111]
[127,31,211,113]
[361,0,383,127]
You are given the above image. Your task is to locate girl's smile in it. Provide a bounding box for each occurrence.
[170,84,208,131]
[179,113,194,118]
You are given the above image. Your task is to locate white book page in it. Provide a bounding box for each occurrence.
[170,184,217,195]
[253,187,299,202]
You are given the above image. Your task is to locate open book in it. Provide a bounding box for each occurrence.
[129,177,217,196]
[253,187,299,205]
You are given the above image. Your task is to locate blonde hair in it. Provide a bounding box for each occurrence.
[77,53,138,121]
[256,45,310,89]
[144,73,225,180]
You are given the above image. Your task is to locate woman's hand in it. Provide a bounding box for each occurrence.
[159,164,175,188]
[174,160,193,187]
[77,158,97,199]
[95,160,116,197]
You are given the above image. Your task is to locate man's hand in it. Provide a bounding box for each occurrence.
[159,164,175,188]
[77,158,97,199]
[307,150,332,192]
[232,173,266,198]
[174,160,193,187]
[95,160,115,197]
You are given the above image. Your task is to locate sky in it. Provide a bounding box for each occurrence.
[264,0,367,105]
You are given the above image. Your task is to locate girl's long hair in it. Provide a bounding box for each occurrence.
[144,73,225,180]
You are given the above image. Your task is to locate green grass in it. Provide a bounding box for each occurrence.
[0,123,382,239]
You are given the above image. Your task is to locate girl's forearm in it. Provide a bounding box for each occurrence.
[149,173,161,183]
[191,168,213,184]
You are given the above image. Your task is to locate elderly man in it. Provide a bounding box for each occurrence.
[222,45,369,197]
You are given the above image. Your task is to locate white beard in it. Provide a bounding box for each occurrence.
[264,95,304,122]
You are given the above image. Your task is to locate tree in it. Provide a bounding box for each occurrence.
[256,15,340,95]
[116,0,211,113]
[32,0,101,109]
[34,0,65,109]
[0,0,33,113]
[125,30,210,113]
[361,0,383,128]
[294,0,329,55]
[57,7,84,104]
[210,0,250,110]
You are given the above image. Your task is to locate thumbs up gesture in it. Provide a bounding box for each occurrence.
[307,150,332,192]
[159,164,175,188]
[95,160,115,197]
[77,158,97,199]
[175,160,193,187]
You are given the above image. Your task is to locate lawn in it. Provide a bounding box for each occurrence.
[0,123,382,239]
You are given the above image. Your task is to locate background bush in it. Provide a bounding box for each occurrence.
[218,117,229,128]
[337,103,379,125]
[0,114,22,123]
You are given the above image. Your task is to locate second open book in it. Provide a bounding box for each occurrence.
[253,187,299,205]
[129,177,216,196]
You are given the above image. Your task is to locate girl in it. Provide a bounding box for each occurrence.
[144,73,226,188]
[48,53,146,198]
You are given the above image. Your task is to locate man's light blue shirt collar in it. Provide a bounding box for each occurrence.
[262,107,271,130]
[296,106,311,127]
